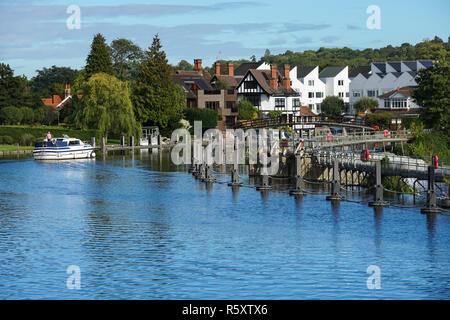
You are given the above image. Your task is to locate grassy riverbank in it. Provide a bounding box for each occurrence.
[0,125,101,146]
[0,144,34,151]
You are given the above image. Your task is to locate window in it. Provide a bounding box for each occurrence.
[227,89,234,94]
[205,101,219,110]
[226,101,235,109]
[315,92,323,98]
[316,103,322,114]
[391,99,407,108]
[244,81,257,90]
[338,80,344,86]
[346,92,349,97]
[367,90,378,97]
[226,116,236,127]
[338,92,344,98]
[353,91,361,97]
[68,140,80,146]
[275,98,285,108]
[308,104,314,110]
[293,98,301,107]
[244,95,260,107]
[308,92,314,98]
[308,80,314,86]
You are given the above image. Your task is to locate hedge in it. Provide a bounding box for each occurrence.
[0,126,101,145]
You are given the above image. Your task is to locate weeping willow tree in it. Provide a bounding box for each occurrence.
[75,72,140,139]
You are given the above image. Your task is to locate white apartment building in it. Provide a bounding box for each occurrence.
[349,60,433,113]
[319,66,350,104]
[290,65,350,114]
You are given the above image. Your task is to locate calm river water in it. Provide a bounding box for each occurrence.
[0,151,449,299]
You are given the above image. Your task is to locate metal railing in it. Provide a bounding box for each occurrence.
[312,150,450,181]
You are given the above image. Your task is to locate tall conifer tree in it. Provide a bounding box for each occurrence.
[133,34,185,128]
[85,34,114,79]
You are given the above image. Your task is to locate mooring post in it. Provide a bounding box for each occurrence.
[290,153,305,195]
[198,163,206,181]
[326,157,344,200]
[101,137,107,157]
[421,166,442,214]
[91,137,96,148]
[228,161,242,187]
[369,161,389,207]
[130,136,135,151]
[256,166,272,191]
[188,145,196,173]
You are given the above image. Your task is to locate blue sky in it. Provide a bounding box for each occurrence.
[0,0,449,78]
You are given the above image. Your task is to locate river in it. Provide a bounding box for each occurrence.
[0,151,449,299]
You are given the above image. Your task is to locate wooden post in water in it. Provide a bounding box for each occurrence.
[326,158,344,200]
[256,172,272,190]
[369,161,389,207]
[421,166,442,214]
[91,137,96,148]
[290,153,305,195]
[101,137,107,157]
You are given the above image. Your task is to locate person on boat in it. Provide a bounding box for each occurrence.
[46,132,52,141]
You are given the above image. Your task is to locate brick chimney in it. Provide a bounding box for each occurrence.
[228,62,234,76]
[194,59,203,75]
[214,61,221,75]
[283,64,290,90]
[65,84,71,98]
[270,64,278,90]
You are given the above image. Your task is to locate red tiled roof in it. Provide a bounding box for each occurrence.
[299,106,317,117]
[378,86,417,99]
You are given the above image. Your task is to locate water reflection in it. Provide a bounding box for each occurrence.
[0,153,449,299]
[373,207,383,253]
[231,185,240,201]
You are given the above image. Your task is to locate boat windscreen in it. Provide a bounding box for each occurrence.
[56,140,68,147]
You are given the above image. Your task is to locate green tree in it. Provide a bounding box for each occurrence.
[30,65,79,96]
[0,106,22,124]
[85,33,114,79]
[354,97,379,113]
[0,63,32,109]
[414,57,450,134]
[20,107,34,124]
[320,96,344,117]
[237,98,258,120]
[183,108,219,132]
[110,38,144,81]
[133,34,185,128]
[33,106,47,124]
[175,60,194,71]
[75,73,140,139]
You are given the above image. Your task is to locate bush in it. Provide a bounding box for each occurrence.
[183,108,219,132]
[20,107,34,124]
[321,96,345,117]
[354,97,379,113]
[19,133,36,146]
[0,135,14,144]
[0,107,22,125]
[238,99,258,120]
[365,113,393,129]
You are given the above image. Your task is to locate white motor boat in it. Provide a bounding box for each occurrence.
[33,135,96,160]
